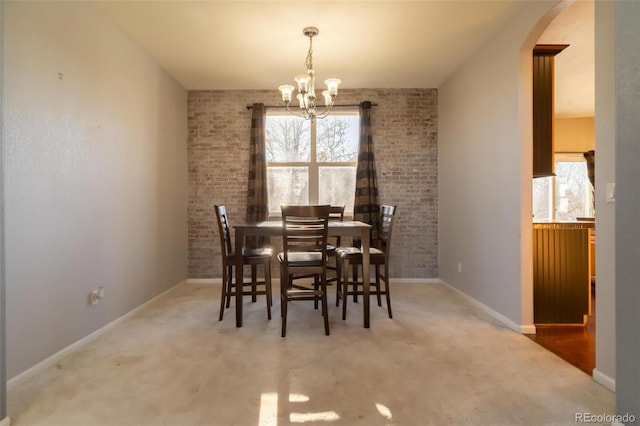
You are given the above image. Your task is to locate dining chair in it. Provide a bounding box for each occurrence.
[326,205,346,284]
[278,204,331,337]
[215,205,273,321]
[335,205,398,320]
[290,205,345,292]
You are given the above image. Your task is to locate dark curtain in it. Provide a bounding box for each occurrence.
[246,103,269,247]
[584,150,595,188]
[584,150,595,214]
[353,101,381,245]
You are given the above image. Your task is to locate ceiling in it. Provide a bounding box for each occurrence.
[538,0,594,117]
[94,0,594,117]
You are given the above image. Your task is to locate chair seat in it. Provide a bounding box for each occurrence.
[277,251,324,266]
[335,246,385,262]
[228,247,273,261]
[243,247,273,258]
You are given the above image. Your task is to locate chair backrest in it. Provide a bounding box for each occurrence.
[378,205,398,257]
[328,205,345,245]
[214,205,233,259]
[281,205,331,265]
[329,205,345,221]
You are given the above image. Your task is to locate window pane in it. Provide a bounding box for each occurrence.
[317,116,359,162]
[266,116,310,161]
[319,166,356,213]
[267,167,309,213]
[533,177,552,221]
[554,161,593,220]
[532,157,594,222]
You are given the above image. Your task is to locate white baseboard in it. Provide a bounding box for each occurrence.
[393,278,441,284]
[440,280,618,392]
[0,416,11,426]
[7,280,188,391]
[519,324,537,334]
[593,368,616,392]
[187,278,219,285]
[187,278,440,285]
[439,279,532,334]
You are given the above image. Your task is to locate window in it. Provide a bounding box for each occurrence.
[265,109,359,215]
[532,153,594,221]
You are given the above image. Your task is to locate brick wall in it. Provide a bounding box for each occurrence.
[188,88,438,279]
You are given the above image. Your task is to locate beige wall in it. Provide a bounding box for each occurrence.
[593,0,617,391]
[3,2,188,378]
[555,116,595,152]
[439,0,562,331]
[188,89,438,279]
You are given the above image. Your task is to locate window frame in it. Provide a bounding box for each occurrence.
[265,107,359,217]
[533,152,594,221]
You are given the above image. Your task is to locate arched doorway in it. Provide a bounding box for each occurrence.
[529,1,596,374]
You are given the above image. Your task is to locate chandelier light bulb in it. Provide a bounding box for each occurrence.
[324,78,341,97]
[279,85,295,103]
[294,74,311,94]
[322,90,332,107]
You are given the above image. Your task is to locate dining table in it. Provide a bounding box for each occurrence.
[233,220,372,329]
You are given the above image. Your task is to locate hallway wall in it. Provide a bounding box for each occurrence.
[3,1,188,379]
[439,0,561,331]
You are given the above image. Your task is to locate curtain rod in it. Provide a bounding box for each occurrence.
[246,103,377,110]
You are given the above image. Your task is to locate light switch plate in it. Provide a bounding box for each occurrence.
[606,182,615,203]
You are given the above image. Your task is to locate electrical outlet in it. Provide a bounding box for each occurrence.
[457,262,462,273]
[90,287,105,305]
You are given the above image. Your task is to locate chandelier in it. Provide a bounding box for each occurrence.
[278,27,341,120]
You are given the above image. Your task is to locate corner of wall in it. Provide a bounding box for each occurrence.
[592,368,616,392]
[439,280,528,334]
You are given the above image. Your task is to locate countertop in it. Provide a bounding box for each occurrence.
[533,220,595,229]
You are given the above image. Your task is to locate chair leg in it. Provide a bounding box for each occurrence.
[335,257,342,306]
[251,264,257,302]
[321,278,330,336]
[219,266,229,321]
[314,275,319,310]
[375,265,383,307]
[385,282,393,318]
[280,265,288,337]
[281,293,287,337]
[264,261,272,320]
[342,260,349,321]
[352,265,359,302]
[383,266,393,319]
[225,265,233,308]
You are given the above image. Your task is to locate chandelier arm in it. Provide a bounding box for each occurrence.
[285,103,309,119]
[313,106,333,119]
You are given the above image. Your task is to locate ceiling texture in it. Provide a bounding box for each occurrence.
[94,0,594,118]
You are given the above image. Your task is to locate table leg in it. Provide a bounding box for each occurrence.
[361,227,370,328]
[234,229,244,327]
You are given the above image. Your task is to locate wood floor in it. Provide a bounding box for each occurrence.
[526,285,596,375]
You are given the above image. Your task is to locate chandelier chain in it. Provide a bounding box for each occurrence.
[305,36,313,70]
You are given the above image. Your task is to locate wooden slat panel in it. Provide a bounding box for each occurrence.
[533,225,589,324]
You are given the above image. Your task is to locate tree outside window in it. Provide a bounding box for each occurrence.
[532,153,594,221]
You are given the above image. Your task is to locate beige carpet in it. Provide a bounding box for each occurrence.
[8,281,614,426]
